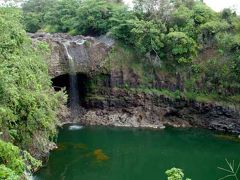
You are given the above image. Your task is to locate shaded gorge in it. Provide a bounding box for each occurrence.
[52,73,91,107]
[34,126,240,180]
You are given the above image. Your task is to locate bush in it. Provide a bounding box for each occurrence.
[0,165,19,180]
[165,31,197,67]
[165,168,191,180]
[0,7,65,177]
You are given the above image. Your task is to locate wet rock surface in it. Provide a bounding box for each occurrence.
[30,32,113,77]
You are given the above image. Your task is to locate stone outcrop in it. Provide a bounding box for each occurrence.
[80,89,240,134]
[30,33,113,77]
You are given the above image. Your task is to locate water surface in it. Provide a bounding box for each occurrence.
[35,126,240,180]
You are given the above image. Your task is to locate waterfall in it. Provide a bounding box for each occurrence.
[63,42,80,114]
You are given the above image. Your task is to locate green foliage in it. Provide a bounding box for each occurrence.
[0,140,25,176]
[109,0,240,98]
[165,168,191,180]
[165,32,197,66]
[22,0,57,32]
[199,20,229,47]
[73,0,120,35]
[133,0,173,21]
[111,13,164,56]
[216,33,237,52]
[200,20,229,36]
[43,0,80,33]
[132,88,182,99]
[23,0,125,35]
[171,5,193,27]
[112,17,165,55]
[0,165,19,180]
[20,0,240,103]
[221,8,240,32]
[130,20,165,54]
[0,8,25,54]
[192,2,216,25]
[186,56,240,96]
[23,12,41,33]
[4,0,240,177]
[0,7,65,177]
[110,10,137,43]
[0,140,42,179]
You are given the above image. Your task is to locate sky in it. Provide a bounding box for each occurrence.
[123,0,240,14]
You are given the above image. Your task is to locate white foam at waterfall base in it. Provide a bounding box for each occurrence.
[69,125,83,130]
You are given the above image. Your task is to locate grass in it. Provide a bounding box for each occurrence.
[184,91,240,109]
[127,87,181,99]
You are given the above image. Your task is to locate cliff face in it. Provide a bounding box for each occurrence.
[30,33,113,77]
[82,89,240,134]
[31,33,240,134]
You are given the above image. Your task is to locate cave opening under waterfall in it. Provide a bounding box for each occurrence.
[51,73,91,107]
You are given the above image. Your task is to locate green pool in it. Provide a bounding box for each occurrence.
[34,126,240,180]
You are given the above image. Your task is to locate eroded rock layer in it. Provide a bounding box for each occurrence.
[81,89,240,134]
[30,32,113,77]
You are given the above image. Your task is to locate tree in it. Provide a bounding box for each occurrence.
[111,13,166,56]
[199,20,229,48]
[130,19,165,55]
[110,9,138,43]
[133,0,174,22]
[165,31,197,68]
[22,0,57,32]
[0,7,65,177]
[192,2,216,26]
[73,0,122,36]
[43,0,80,33]
[171,5,193,27]
[170,5,196,38]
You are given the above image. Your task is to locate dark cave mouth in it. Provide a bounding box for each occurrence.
[51,73,91,106]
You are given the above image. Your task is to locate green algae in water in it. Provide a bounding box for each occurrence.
[35,127,240,180]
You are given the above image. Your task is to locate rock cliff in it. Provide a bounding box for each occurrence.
[30,33,113,77]
[82,89,240,134]
[30,33,240,134]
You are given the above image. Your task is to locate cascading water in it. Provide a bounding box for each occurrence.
[63,42,80,116]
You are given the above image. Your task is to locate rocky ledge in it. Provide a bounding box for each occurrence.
[78,89,240,134]
[30,32,113,77]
